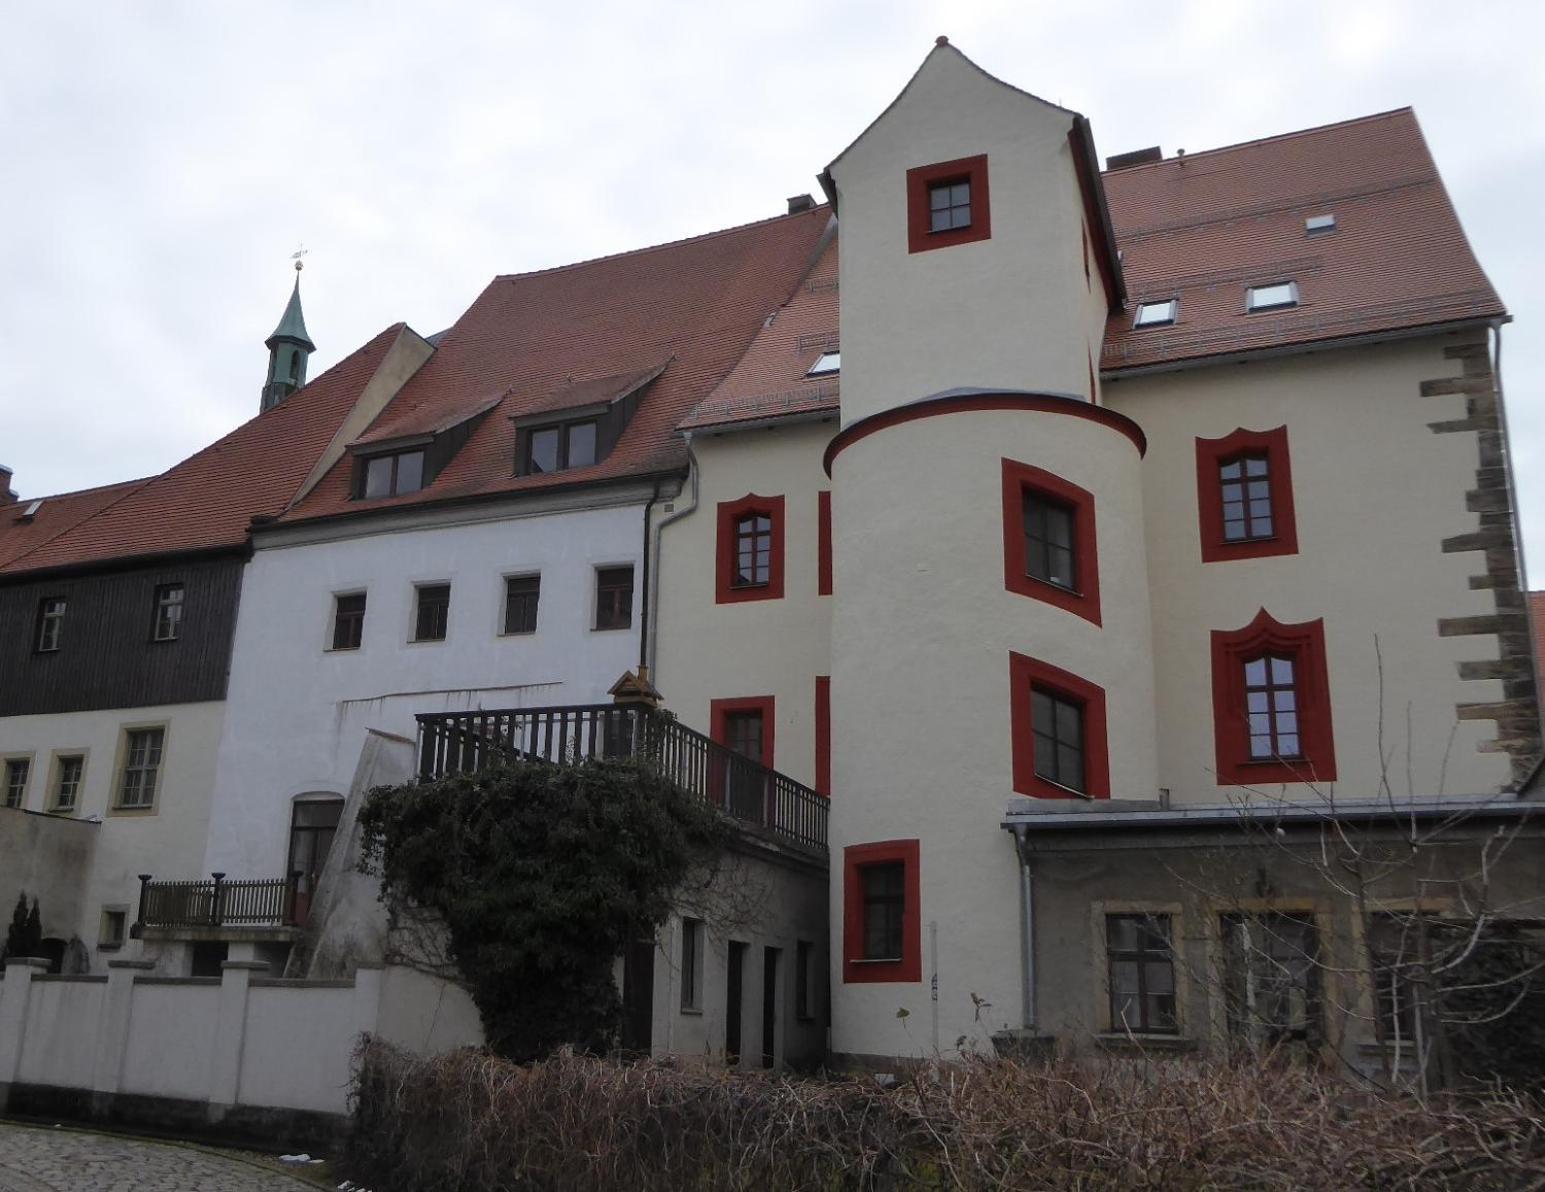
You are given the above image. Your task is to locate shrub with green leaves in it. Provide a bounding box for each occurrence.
[358,757,729,1062]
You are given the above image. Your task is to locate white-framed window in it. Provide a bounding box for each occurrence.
[152,583,185,642]
[1246,281,1299,312]
[1133,299,1177,328]
[51,753,85,813]
[3,756,30,809]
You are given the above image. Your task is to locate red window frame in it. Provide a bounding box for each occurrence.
[906,155,991,254]
[1195,427,1298,563]
[817,490,832,596]
[814,676,831,797]
[716,494,785,603]
[1002,459,1101,626]
[709,696,776,769]
[1210,610,1336,785]
[1009,652,1111,799]
[842,839,921,983]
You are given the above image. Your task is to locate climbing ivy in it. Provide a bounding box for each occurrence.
[359,757,729,1062]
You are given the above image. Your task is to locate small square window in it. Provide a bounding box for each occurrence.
[99,908,127,950]
[907,155,991,254]
[1247,282,1299,312]
[35,596,65,653]
[152,583,185,642]
[118,728,163,810]
[1133,299,1177,328]
[413,583,451,642]
[52,753,84,813]
[4,757,30,809]
[807,351,840,377]
[928,179,972,232]
[332,592,367,651]
[503,574,541,635]
[595,566,634,631]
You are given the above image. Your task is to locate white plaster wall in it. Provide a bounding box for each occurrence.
[120,980,222,1098]
[0,702,223,964]
[829,46,1100,423]
[239,983,359,1113]
[654,421,835,786]
[1106,332,1514,800]
[827,408,1155,1058]
[16,978,105,1086]
[207,503,646,879]
[376,965,484,1054]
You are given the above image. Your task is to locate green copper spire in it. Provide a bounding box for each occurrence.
[261,258,316,412]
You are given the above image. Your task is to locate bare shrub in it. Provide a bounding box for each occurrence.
[345,1037,1545,1190]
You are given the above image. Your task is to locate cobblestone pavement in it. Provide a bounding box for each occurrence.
[0,1123,311,1191]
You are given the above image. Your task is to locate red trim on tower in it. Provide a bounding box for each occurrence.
[824,392,1146,476]
[1211,610,1336,785]
[1001,459,1102,626]
[817,490,833,596]
[814,676,831,797]
[715,494,786,603]
[842,839,921,984]
[1009,652,1111,800]
[1195,427,1298,563]
[709,695,777,769]
[906,155,991,254]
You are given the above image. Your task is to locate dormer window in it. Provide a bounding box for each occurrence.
[524,419,598,475]
[1246,282,1299,312]
[807,351,841,377]
[360,449,425,499]
[1133,299,1177,328]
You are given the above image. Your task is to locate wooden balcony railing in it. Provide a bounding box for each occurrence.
[415,704,828,857]
[133,873,295,932]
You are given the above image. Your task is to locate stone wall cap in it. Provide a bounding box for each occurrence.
[220,960,273,972]
[3,957,51,970]
[107,959,157,970]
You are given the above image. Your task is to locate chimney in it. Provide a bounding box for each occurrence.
[787,194,816,214]
[1105,147,1163,171]
[0,465,15,503]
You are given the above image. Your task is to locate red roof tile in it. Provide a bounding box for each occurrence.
[283,207,832,522]
[1100,109,1504,373]
[1531,592,1545,685]
[0,479,149,571]
[2,325,406,576]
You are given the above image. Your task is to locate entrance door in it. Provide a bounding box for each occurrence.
[726,940,747,1065]
[621,938,655,1055]
[761,946,781,1069]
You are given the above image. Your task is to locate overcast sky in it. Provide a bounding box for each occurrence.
[3,1,1543,569]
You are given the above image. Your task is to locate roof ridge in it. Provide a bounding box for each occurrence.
[10,475,151,506]
[1101,107,1417,176]
[493,205,830,283]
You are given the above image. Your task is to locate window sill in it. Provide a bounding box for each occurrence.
[498,630,538,638]
[97,942,123,952]
[591,625,633,634]
[679,1006,704,1017]
[1033,776,1092,800]
[406,638,448,647]
[1094,1032,1196,1053]
[108,804,157,818]
[324,646,362,654]
[850,957,904,966]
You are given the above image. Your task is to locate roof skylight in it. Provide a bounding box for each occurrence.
[1133,299,1178,328]
[1305,213,1336,235]
[807,351,840,377]
[1246,282,1299,312]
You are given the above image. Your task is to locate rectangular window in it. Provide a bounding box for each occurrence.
[566,421,598,469]
[523,421,600,475]
[1222,912,1321,1047]
[929,179,972,231]
[331,592,367,651]
[152,583,185,641]
[1304,213,1336,235]
[796,939,815,1020]
[1196,428,1297,563]
[1133,299,1178,327]
[1219,455,1274,542]
[722,709,765,764]
[527,427,561,474]
[594,566,634,630]
[99,908,127,950]
[716,495,786,604]
[680,917,704,1012]
[1023,491,1076,590]
[35,596,65,652]
[1106,914,1178,1034]
[118,728,163,810]
[1244,654,1301,760]
[807,351,840,377]
[1246,281,1299,312]
[53,754,84,812]
[1210,612,1334,785]
[907,155,991,253]
[733,513,773,588]
[413,583,451,643]
[503,574,541,635]
[1031,687,1085,793]
[360,450,425,499]
[4,758,29,809]
[860,861,906,961]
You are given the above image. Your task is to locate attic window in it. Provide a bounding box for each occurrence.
[359,449,425,499]
[523,419,598,475]
[1133,300,1177,328]
[1246,282,1299,313]
[807,351,841,377]
[1305,214,1336,235]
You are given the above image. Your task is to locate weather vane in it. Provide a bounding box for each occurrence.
[291,244,310,273]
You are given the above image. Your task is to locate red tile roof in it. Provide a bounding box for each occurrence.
[1,325,407,576]
[0,479,148,571]
[1100,108,1504,373]
[281,207,832,523]
[1531,592,1545,686]
[680,233,841,432]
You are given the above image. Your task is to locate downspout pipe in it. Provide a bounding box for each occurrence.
[646,434,702,680]
[638,479,662,673]
[1012,824,1037,1031]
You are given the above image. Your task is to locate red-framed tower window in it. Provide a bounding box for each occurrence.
[715,494,786,603]
[1211,610,1336,785]
[842,839,921,983]
[906,155,991,254]
[1009,652,1111,800]
[814,675,831,797]
[1002,459,1101,626]
[709,695,776,769]
[1195,427,1298,563]
[817,490,833,596]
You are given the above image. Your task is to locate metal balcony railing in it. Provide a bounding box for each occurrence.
[415,704,828,857]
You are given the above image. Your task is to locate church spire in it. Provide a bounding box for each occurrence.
[261,254,316,412]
